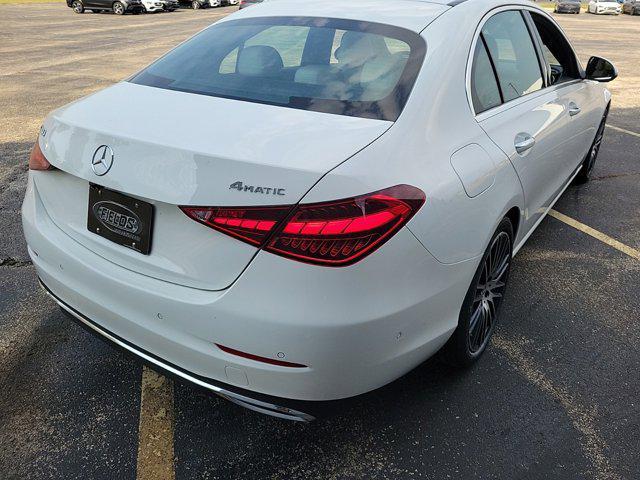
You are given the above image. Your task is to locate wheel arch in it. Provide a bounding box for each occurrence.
[504,206,521,241]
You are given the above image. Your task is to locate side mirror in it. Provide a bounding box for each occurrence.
[585,56,618,82]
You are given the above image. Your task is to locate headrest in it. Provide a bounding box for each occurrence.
[294,65,335,85]
[334,32,390,68]
[237,45,284,77]
[360,52,407,84]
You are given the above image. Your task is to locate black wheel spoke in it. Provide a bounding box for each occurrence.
[469,305,482,335]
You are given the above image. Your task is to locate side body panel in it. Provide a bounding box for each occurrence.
[478,90,574,234]
[303,3,525,267]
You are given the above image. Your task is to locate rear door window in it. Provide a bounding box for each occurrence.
[481,11,544,102]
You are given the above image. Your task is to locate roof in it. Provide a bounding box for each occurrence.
[228,0,451,33]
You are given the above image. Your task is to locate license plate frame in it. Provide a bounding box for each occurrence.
[87,184,154,255]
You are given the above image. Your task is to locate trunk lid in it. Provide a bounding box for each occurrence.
[36,82,391,290]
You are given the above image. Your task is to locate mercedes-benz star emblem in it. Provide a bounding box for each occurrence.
[91,145,114,176]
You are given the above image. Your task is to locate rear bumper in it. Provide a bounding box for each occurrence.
[40,279,315,421]
[22,173,471,410]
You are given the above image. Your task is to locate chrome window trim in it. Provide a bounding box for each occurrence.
[465,4,585,121]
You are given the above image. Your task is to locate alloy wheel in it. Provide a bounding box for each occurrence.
[469,231,511,354]
[585,112,607,176]
[72,1,84,12]
[113,2,124,14]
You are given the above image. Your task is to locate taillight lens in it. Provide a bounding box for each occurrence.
[180,185,425,267]
[180,205,290,246]
[29,139,52,171]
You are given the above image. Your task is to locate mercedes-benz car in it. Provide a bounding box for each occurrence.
[25,0,616,421]
[177,0,209,9]
[554,0,581,13]
[623,0,640,14]
[141,0,177,12]
[588,0,622,14]
[68,0,144,14]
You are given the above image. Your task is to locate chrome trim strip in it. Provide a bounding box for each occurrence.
[38,279,315,423]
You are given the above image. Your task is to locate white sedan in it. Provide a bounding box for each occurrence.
[588,0,623,14]
[23,0,616,421]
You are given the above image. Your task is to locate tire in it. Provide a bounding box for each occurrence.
[191,0,200,8]
[113,1,125,14]
[575,103,610,184]
[442,218,514,367]
[72,0,84,13]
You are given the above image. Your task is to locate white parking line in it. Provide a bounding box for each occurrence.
[607,124,640,139]
[136,367,175,480]
[549,210,640,261]
[493,336,621,480]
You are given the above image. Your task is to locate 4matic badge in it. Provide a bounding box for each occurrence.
[229,181,286,196]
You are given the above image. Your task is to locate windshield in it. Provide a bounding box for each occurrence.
[130,17,426,121]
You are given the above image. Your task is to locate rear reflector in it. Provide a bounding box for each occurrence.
[215,344,307,368]
[181,185,425,267]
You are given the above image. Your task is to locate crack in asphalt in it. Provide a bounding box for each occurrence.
[0,258,32,268]
[591,172,640,181]
[493,335,621,480]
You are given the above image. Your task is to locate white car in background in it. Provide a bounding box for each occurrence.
[141,0,175,12]
[24,0,616,421]
[588,0,622,14]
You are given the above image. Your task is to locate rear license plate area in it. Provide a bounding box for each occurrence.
[87,184,154,255]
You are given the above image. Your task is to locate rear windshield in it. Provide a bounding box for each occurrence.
[130,17,426,121]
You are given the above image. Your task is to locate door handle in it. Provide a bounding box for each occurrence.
[514,133,536,155]
[568,103,581,116]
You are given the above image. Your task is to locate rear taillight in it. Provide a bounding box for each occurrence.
[180,185,425,267]
[180,205,291,246]
[29,139,52,171]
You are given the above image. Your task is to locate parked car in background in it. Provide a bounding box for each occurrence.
[239,0,264,8]
[68,0,144,14]
[588,0,622,13]
[178,0,209,9]
[554,0,581,13]
[142,0,177,12]
[623,0,640,14]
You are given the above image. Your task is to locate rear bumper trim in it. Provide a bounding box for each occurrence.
[38,278,315,422]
